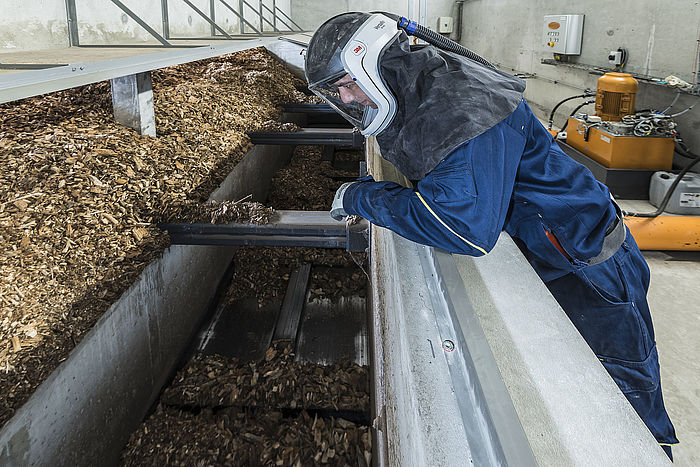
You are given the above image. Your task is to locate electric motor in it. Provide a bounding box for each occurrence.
[595,72,638,121]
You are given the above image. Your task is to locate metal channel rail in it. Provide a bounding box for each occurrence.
[0,37,282,104]
[162,210,369,251]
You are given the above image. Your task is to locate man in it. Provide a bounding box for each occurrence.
[305,12,677,459]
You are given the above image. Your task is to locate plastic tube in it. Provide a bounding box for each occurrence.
[397,16,495,69]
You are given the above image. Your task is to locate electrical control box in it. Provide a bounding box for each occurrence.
[543,14,584,55]
[437,16,453,34]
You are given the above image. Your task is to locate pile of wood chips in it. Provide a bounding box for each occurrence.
[123,341,371,466]
[0,47,309,426]
[161,342,369,412]
[122,405,371,467]
[255,120,302,132]
[267,146,356,211]
[223,247,367,309]
[170,199,275,225]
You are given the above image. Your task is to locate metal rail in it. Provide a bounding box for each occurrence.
[0,37,280,104]
[161,210,369,251]
[246,128,364,146]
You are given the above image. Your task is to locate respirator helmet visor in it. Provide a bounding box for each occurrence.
[305,12,399,136]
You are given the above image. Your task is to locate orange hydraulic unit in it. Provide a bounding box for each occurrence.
[626,216,700,251]
[566,72,675,170]
[566,120,675,170]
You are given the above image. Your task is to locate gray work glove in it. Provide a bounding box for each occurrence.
[330,182,354,221]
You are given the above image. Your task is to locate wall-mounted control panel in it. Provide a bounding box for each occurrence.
[543,14,584,55]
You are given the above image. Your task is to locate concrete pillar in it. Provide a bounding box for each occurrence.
[110,71,156,136]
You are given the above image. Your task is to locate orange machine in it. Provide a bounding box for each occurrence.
[566,72,675,170]
[566,121,675,169]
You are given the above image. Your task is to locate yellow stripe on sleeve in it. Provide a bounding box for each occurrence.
[415,192,488,255]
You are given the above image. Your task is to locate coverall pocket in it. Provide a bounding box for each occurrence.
[429,165,478,202]
[579,255,629,305]
[599,345,659,393]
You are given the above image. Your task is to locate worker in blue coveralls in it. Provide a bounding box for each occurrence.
[305,11,678,459]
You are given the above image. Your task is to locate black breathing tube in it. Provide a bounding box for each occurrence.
[397,16,495,69]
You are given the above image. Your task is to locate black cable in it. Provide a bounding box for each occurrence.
[397,17,495,69]
[624,144,700,217]
[548,93,594,129]
[559,99,595,133]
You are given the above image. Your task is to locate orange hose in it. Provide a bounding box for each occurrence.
[625,216,700,250]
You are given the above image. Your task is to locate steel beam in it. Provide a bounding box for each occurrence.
[0,37,280,104]
[280,103,334,113]
[218,0,262,36]
[261,2,292,31]
[180,0,234,39]
[246,128,364,146]
[109,0,172,46]
[209,0,216,36]
[161,210,369,251]
[273,4,302,31]
[0,64,67,70]
[242,0,276,31]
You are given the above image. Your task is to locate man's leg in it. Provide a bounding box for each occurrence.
[544,232,678,456]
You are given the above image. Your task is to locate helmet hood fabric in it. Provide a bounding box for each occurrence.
[375,33,526,179]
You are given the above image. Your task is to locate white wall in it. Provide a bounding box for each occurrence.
[1,0,69,50]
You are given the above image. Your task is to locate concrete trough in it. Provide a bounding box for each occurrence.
[0,143,294,466]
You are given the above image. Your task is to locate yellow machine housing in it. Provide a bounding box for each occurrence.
[595,72,638,121]
[566,117,674,170]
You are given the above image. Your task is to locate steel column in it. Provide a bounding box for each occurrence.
[160,0,170,39]
[110,72,156,136]
[64,0,80,46]
[209,0,217,36]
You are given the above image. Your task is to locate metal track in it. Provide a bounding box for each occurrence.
[161,210,369,251]
[246,128,364,146]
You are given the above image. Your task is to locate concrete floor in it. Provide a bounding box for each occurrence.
[644,250,700,466]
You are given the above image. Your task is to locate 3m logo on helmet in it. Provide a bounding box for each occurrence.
[352,44,364,55]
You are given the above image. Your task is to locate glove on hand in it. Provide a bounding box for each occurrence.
[330,182,354,221]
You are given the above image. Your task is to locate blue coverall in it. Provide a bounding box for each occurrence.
[343,100,678,450]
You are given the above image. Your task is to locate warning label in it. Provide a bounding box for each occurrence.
[679,192,700,208]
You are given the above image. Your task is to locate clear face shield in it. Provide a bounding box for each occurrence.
[305,13,400,136]
[308,71,379,133]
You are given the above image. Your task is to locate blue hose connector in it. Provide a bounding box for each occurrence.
[397,17,418,35]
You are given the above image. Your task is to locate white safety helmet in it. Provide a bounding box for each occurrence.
[305,12,400,136]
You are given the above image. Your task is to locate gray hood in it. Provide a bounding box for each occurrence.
[375,34,526,179]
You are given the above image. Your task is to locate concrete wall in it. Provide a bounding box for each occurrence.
[289,0,459,37]
[1,0,69,50]
[1,0,293,50]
